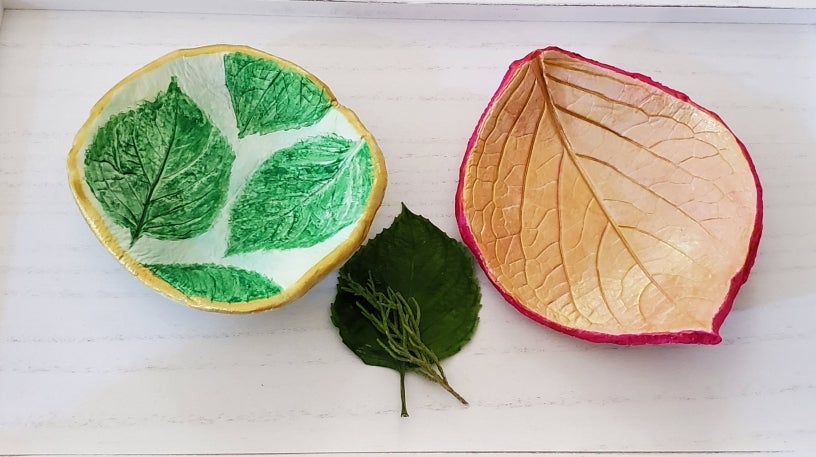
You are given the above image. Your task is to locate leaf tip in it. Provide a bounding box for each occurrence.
[224,239,242,257]
[168,75,181,92]
[398,202,417,218]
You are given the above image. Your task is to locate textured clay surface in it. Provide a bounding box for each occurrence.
[456,47,762,344]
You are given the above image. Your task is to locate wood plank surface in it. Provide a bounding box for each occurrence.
[0,8,814,456]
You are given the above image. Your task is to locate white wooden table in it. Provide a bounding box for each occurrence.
[0,2,814,456]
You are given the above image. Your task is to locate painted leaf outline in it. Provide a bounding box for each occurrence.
[227,134,374,255]
[331,205,481,370]
[84,77,235,246]
[147,263,282,303]
[224,52,332,138]
[458,48,760,343]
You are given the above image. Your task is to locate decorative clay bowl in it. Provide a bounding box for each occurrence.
[456,47,761,344]
[67,45,387,313]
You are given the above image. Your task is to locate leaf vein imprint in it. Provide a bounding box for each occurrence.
[534,56,685,319]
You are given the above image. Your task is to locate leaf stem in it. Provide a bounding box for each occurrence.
[414,366,468,405]
[340,273,468,412]
[399,368,408,417]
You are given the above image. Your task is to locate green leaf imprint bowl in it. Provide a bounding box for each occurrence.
[67,45,387,313]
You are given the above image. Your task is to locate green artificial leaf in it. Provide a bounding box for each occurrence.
[84,77,235,247]
[224,52,332,138]
[226,134,373,255]
[147,263,281,302]
[331,204,481,415]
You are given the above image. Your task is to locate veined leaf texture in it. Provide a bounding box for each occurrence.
[84,77,234,247]
[227,135,374,255]
[224,52,332,138]
[456,47,762,344]
[146,264,282,302]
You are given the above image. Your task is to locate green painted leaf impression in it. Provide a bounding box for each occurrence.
[84,77,235,247]
[331,204,481,416]
[224,52,332,138]
[147,263,282,302]
[227,134,374,255]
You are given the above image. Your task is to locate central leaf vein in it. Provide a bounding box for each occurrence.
[131,109,178,246]
[533,56,689,322]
